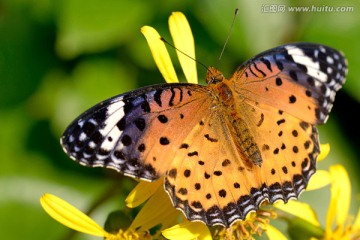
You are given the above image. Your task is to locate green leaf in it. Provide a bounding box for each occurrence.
[288,217,324,240]
[56,0,152,58]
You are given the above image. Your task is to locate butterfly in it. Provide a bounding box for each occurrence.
[61,43,347,227]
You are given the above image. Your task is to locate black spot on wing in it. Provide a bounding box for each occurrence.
[160,137,170,145]
[134,118,146,131]
[204,134,218,142]
[253,62,266,77]
[260,57,272,72]
[154,89,163,107]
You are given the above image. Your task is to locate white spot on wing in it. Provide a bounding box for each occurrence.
[89,118,98,125]
[242,204,256,215]
[327,56,334,64]
[314,50,319,58]
[308,68,328,82]
[228,214,241,223]
[285,46,328,81]
[79,132,87,141]
[285,46,304,56]
[111,153,126,164]
[100,127,122,151]
[286,47,318,67]
[327,67,333,74]
[99,101,125,135]
[69,135,75,143]
[78,120,84,127]
[93,160,106,167]
[107,98,124,115]
[96,153,108,160]
[88,141,96,148]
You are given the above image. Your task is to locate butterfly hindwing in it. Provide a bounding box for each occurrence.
[164,89,318,227]
[237,99,319,198]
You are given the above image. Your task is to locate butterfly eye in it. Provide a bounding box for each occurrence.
[206,67,224,84]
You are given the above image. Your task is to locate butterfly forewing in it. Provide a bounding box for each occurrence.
[61,83,211,181]
[232,43,347,124]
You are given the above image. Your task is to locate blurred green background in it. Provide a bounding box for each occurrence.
[1,0,359,239]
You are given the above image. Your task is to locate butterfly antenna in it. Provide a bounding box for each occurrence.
[216,8,239,67]
[160,37,208,71]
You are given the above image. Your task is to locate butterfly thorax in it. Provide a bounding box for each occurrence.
[211,80,234,107]
[207,67,236,108]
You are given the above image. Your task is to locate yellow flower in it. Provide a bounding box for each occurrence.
[127,179,181,234]
[162,221,212,240]
[126,179,212,240]
[323,164,360,239]
[273,163,360,240]
[213,208,281,239]
[141,11,197,84]
[40,193,151,239]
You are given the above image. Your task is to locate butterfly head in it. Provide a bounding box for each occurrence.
[206,67,225,84]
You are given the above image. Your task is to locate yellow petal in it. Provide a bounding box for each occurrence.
[275,200,320,227]
[162,221,212,240]
[40,193,108,237]
[353,208,360,230]
[326,183,339,235]
[265,224,288,240]
[318,143,330,162]
[307,170,331,191]
[125,180,163,208]
[129,185,180,231]
[141,26,178,83]
[169,12,197,84]
[329,164,351,228]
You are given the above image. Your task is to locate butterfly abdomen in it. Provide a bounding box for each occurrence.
[231,118,263,167]
[209,78,263,167]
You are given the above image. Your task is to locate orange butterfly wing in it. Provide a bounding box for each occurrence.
[231,44,346,124]
[61,43,347,227]
[61,83,212,180]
